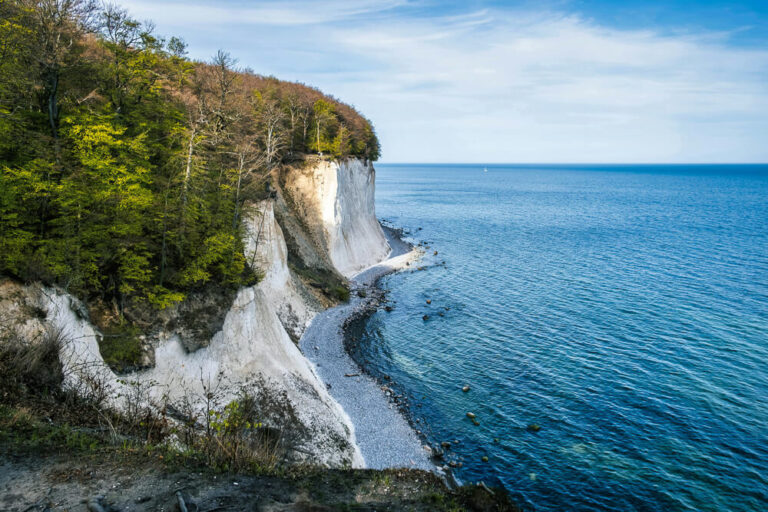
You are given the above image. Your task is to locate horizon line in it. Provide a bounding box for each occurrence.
[376,162,768,166]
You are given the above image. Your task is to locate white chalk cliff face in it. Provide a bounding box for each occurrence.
[244,201,319,340]
[2,158,390,467]
[283,159,391,277]
[34,199,362,467]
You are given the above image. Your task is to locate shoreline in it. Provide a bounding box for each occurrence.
[299,224,434,470]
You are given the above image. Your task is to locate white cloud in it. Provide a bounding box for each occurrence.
[119,1,768,162]
[120,0,407,26]
[326,11,768,162]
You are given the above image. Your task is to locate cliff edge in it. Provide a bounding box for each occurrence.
[0,157,392,468]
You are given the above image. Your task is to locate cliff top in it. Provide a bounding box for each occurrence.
[0,0,378,311]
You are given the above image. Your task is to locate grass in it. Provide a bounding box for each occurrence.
[289,263,351,302]
[0,308,521,511]
[0,404,103,453]
[98,323,144,372]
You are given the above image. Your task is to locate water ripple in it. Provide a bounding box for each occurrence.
[359,165,768,511]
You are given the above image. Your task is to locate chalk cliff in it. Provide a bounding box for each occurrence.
[278,158,391,278]
[0,158,392,468]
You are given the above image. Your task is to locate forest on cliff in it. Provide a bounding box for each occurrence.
[0,0,380,311]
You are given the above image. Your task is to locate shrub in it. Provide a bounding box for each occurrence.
[0,328,64,402]
[332,285,350,302]
[98,324,144,373]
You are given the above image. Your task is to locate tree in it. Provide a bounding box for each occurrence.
[311,99,335,155]
[25,0,98,139]
[332,124,351,158]
[0,0,381,319]
[252,91,285,168]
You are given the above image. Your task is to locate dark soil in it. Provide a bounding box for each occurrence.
[0,446,518,511]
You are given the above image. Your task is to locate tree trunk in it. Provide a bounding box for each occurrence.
[47,71,59,139]
[232,154,244,230]
[182,127,196,206]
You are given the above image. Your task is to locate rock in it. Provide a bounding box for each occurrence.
[422,315,429,321]
[426,299,432,304]
[472,419,480,426]
[482,456,489,462]
[462,385,470,392]
[384,305,393,312]
[441,441,451,449]
[527,423,541,432]
[466,412,476,419]
[433,251,438,255]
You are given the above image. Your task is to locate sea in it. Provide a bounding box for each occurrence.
[351,164,768,511]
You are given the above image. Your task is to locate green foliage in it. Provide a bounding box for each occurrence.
[0,405,102,453]
[99,324,144,372]
[0,0,378,317]
[332,285,351,302]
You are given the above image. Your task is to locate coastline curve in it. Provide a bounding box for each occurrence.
[298,226,434,470]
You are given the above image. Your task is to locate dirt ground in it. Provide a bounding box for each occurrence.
[0,448,482,512]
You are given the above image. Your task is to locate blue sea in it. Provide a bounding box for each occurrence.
[355,164,768,511]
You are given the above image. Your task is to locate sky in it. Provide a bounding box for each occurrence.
[118,0,768,163]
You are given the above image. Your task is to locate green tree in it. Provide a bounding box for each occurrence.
[310,99,336,155]
[332,124,351,158]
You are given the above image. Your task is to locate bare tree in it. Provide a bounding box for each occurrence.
[256,96,285,168]
[206,50,239,146]
[25,0,99,139]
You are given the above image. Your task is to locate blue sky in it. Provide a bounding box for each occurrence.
[120,0,768,163]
